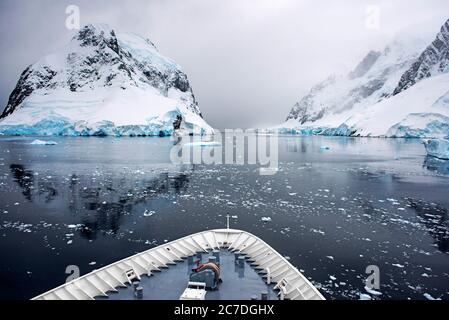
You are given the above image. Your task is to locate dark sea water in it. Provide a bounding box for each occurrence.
[0,135,448,300]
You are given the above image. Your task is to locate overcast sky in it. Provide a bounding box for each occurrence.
[0,0,447,128]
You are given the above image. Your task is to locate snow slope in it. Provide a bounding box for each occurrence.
[285,35,428,125]
[0,24,213,136]
[279,19,449,138]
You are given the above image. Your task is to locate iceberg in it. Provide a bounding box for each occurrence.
[424,156,449,174]
[423,138,449,160]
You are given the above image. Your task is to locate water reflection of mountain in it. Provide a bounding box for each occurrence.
[10,164,193,239]
[408,199,449,253]
[10,164,34,201]
[284,137,306,153]
[75,171,192,239]
[10,164,58,203]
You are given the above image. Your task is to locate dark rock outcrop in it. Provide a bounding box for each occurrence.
[393,19,449,95]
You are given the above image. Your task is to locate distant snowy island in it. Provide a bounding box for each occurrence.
[0,24,213,136]
[276,19,449,139]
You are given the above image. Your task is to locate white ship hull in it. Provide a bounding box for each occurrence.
[33,229,325,300]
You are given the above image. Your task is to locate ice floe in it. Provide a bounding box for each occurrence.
[30,139,58,145]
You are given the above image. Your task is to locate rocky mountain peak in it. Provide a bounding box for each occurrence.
[393,19,449,95]
[75,24,121,55]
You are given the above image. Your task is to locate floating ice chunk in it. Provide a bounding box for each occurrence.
[423,139,449,160]
[89,261,97,266]
[143,210,155,217]
[364,286,382,296]
[329,275,337,281]
[67,224,83,229]
[326,256,334,261]
[359,293,372,300]
[423,293,440,300]
[261,217,272,222]
[392,263,405,268]
[30,139,58,145]
[310,228,325,235]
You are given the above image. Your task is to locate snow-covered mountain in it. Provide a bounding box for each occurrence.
[0,24,213,136]
[279,19,449,138]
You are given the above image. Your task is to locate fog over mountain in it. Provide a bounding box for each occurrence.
[279,19,449,138]
[0,0,448,128]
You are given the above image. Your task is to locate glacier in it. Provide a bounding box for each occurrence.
[423,138,449,160]
[0,24,213,136]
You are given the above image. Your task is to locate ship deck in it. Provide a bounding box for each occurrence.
[33,229,325,300]
[96,250,278,300]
